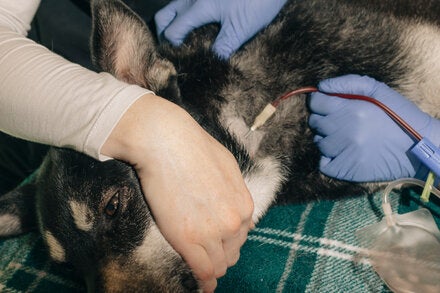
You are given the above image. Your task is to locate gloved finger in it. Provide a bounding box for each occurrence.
[313,134,323,143]
[162,1,218,46]
[308,113,347,137]
[212,22,243,59]
[318,74,380,96]
[308,113,324,131]
[320,147,377,182]
[318,155,333,175]
[212,0,288,59]
[314,132,347,158]
[319,151,359,181]
[154,0,194,38]
[319,74,406,107]
[309,91,348,115]
[319,75,422,120]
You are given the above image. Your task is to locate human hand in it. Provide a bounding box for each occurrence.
[102,93,254,292]
[155,0,287,59]
[308,74,440,182]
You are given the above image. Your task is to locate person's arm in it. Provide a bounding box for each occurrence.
[308,74,440,182]
[0,0,151,159]
[0,2,254,292]
[0,0,40,35]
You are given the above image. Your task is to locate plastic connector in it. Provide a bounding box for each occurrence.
[411,137,440,178]
[250,103,276,131]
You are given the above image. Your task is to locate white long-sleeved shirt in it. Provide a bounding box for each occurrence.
[0,0,152,160]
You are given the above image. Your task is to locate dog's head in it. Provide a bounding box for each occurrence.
[2,146,193,292]
[33,148,198,292]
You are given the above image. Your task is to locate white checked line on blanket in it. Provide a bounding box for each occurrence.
[276,203,314,292]
[248,226,382,293]
[245,195,400,293]
[244,190,436,293]
[249,228,370,265]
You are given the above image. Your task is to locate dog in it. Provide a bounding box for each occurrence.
[2,0,440,291]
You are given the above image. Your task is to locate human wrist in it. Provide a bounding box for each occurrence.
[101,93,171,164]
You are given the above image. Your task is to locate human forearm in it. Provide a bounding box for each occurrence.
[0,0,153,160]
[0,28,151,160]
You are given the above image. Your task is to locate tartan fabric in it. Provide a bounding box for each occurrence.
[1,188,439,292]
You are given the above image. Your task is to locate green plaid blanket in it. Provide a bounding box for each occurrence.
[1,187,439,292]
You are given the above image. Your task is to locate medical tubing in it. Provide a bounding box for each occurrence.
[381,177,440,226]
[270,87,439,226]
[272,87,422,141]
[271,87,319,107]
[382,178,440,204]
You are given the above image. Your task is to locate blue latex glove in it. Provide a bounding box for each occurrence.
[308,74,440,182]
[154,0,288,59]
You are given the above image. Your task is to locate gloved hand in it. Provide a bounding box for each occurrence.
[308,74,440,182]
[154,0,288,59]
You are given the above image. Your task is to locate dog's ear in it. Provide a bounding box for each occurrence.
[0,177,38,237]
[90,0,177,93]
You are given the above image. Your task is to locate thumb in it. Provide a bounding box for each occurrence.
[318,74,380,97]
[319,75,421,116]
[155,0,194,39]
[212,23,246,59]
[163,2,218,46]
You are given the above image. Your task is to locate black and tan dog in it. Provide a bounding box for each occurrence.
[2,0,440,291]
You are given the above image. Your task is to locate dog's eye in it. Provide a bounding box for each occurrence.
[105,193,119,217]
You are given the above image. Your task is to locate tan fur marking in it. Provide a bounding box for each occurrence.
[0,214,21,236]
[69,200,93,231]
[101,261,130,293]
[44,231,66,262]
